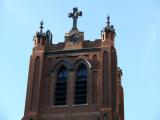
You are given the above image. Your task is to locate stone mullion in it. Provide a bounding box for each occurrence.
[67,71,75,106]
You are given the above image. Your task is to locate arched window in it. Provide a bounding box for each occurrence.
[54,66,68,106]
[75,64,87,104]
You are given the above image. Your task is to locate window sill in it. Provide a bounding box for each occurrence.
[72,104,88,106]
[52,105,68,108]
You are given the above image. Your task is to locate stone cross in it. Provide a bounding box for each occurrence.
[68,7,82,29]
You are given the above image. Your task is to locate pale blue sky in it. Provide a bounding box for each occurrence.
[0,0,160,120]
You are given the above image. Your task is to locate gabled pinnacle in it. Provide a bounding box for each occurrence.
[102,14,115,33]
[35,20,46,37]
[34,20,46,38]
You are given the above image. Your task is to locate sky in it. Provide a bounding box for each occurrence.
[0,0,160,120]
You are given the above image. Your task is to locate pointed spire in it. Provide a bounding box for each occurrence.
[40,20,44,33]
[107,14,110,26]
[102,14,115,33]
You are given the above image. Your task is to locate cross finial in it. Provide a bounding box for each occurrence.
[107,15,110,26]
[68,7,82,29]
[40,20,44,33]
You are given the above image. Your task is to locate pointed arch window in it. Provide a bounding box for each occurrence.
[54,66,68,106]
[75,64,87,104]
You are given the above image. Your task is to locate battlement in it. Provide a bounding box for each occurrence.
[83,39,102,48]
[50,42,65,51]
[47,39,102,52]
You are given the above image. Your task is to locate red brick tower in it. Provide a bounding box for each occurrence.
[22,7,124,120]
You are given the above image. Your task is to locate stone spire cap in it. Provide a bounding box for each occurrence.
[103,15,115,33]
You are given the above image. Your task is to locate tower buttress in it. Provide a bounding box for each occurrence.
[23,21,53,120]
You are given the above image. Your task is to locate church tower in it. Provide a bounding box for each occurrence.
[22,7,124,120]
